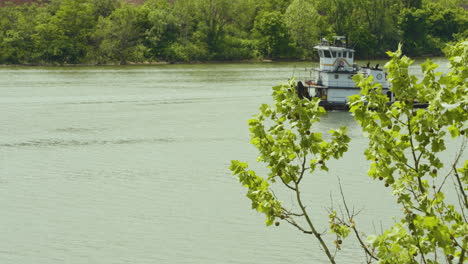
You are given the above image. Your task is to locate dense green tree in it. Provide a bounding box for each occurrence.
[403,0,423,8]
[258,0,294,13]
[253,10,294,58]
[91,4,147,64]
[424,0,466,8]
[324,0,354,36]
[0,0,465,63]
[426,3,466,42]
[141,0,179,60]
[0,4,42,63]
[228,0,259,32]
[318,0,402,58]
[217,26,258,60]
[205,0,259,60]
[284,0,322,59]
[162,0,211,62]
[90,0,121,18]
[194,0,231,57]
[398,8,432,55]
[33,0,96,64]
[398,2,468,55]
[358,0,400,57]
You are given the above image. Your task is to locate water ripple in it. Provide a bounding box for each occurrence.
[53,127,98,133]
[0,137,234,148]
[64,96,259,106]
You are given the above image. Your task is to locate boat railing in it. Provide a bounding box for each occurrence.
[318,36,348,48]
[299,68,357,88]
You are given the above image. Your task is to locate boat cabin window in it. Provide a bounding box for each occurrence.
[331,51,336,57]
[348,52,353,59]
[343,51,347,58]
[323,50,331,58]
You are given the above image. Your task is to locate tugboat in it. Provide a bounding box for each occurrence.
[297,36,392,110]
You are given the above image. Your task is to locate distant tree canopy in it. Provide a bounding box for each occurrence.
[0,0,467,64]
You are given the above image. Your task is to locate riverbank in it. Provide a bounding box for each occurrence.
[0,54,445,67]
[0,58,307,67]
[1,0,463,68]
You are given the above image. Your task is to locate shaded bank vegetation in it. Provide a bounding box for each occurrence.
[0,0,467,64]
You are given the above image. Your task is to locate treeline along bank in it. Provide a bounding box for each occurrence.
[0,0,467,65]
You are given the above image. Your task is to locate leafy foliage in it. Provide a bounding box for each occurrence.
[284,0,322,59]
[34,0,96,64]
[252,10,294,58]
[230,41,468,263]
[91,5,147,64]
[230,79,350,263]
[0,0,466,64]
[348,41,468,263]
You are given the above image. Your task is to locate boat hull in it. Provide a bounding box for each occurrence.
[318,101,350,111]
[318,100,428,111]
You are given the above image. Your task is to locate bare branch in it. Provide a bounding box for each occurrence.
[437,137,465,194]
[281,207,304,217]
[294,169,336,263]
[284,217,313,234]
[438,171,453,194]
[437,138,467,222]
[453,164,467,209]
[338,179,352,218]
[450,171,468,223]
[337,178,379,261]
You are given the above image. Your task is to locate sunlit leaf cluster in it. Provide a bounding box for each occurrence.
[230,79,350,263]
[230,41,467,263]
[230,79,350,218]
[348,41,468,263]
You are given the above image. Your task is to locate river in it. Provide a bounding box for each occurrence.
[0,58,462,263]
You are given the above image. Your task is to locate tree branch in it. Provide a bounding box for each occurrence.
[284,217,313,234]
[407,114,425,193]
[459,247,466,264]
[338,178,379,261]
[454,165,468,209]
[281,207,304,217]
[437,138,465,194]
[294,161,336,263]
[415,235,428,264]
[452,138,467,210]
[279,174,297,191]
[297,154,308,185]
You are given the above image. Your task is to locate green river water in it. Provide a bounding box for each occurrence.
[0,58,463,263]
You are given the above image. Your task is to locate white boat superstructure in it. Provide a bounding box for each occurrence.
[297,36,392,110]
